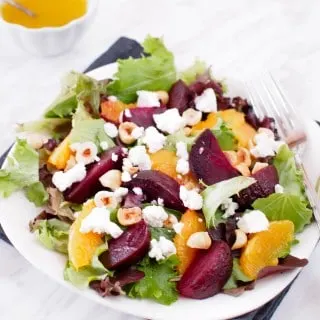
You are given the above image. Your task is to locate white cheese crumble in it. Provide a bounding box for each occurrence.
[182,108,202,126]
[124,109,132,118]
[221,198,239,218]
[176,158,190,175]
[173,222,184,235]
[237,210,269,234]
[128,146,152,170]
[137,90,160,107]
[100,141,110,151]
[70,141,99,165]
[250,128,284,158]
[149,236,177,261]
[52,163,86,192]
[157,198,164,206]
[133,187,143,195]
[153,108,186,134]
[111,152,119,162]
[131,126,145,139]
[80,207,123,238]
[108,95,118,102]
[275,184,284,193]
[114,187,129,200]
[141,126,166,153]
[176,141,189,160]
[94,190,117,208]
[142,205,168,227]
[121,171,132,182]
[104,122,118,138]
[179,186,203,210]
[195,88,217,113]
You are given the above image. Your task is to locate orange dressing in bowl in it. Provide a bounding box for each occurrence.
[1,0,87,28]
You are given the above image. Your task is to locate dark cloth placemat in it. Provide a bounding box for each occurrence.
[0,36,293,320]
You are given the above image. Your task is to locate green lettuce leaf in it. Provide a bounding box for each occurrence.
[128,255,179,305]
[223,258,251,290]
[201,176,256,227]
[45,72,101,118]
[212,120,238,151]
[107,36,176,103]
[64,243,112,287]
[180,59,207,85]
[252,193,312,232]
[34,219,70,254]
[26,182,49,207]
[0,139,40,198]
[150,227,175,240]
[273,144,306,201]
[69,119,115,150]
[164,129,197,152]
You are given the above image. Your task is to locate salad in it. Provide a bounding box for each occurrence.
[0,36,312,305]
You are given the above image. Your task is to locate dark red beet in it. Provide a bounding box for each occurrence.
[124,170,185,212]
[189,79,224,97]
[189,129,239,185]
[122,107,166,128]
[64,147,125,203]
[123,192,144,208]
[168,80,194,114]
[178,240,233,299]
[99,220,150,269]
[236,165,279,208]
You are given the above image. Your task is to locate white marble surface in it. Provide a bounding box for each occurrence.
[1,0,320,319]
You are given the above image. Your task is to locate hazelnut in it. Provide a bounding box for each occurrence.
[231,229,248,250]
[99,169,122,190]
[119,122,138,144]
[117,207,142,226]
[187,232,212,249]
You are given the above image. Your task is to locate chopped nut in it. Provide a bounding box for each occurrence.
[187,231,212,249]
[118,122,138,144]
[224,151,238,166]
[94,191,118,209]
[183,127,192,136]
[231,229,248,250]
[182,108,202,126]
[99,169,122,190]
[26,133,48,150]
[237,147,251,167]
[251,162,269,175]
[117,207,142,226]
[128,166,139,175]
[156,90,169,105]
[163,214,178,228]
[235,163,251,177]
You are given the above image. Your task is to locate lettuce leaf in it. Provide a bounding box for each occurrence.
[252,193,312,233]
[34,219,70,254]
[64,244,112,287]
[223,258,251,290]
[164,129,197,152]
[128,255,179,305]
[69,119,115,150]
[0,139,41,198]
[26,182,49,207]
[273,144,306,202]
[201,176,256,227]
[212,121,238,151]
[150,227,175,240]
[180,59,207,85]
[44,72,101,118]
[107,36,176,103]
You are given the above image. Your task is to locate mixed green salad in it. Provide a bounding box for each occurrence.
[0,36,311,305]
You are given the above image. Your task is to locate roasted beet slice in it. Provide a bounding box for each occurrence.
[178,240,232,299]
[189,129,239,185]
[123,192,144,208]
[64,147,125,203]
[124,170,185,211]
[122,107,166,128]
[168,80,194,114]
[99,220,150,270]
[236,165,279,208]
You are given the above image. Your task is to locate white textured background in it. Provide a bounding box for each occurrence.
[1,0,320,319]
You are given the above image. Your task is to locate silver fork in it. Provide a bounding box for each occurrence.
[244,73,320,230]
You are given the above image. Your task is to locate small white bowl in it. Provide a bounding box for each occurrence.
[0,0,99,56]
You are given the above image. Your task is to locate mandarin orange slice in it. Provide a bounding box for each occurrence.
[68,200,104,270]
[150,149,178,179]
[100,100,136,124]
[47,134,72,170]
[174,210,206,274]
[240,220,295,279]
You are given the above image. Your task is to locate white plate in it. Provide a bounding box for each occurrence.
[0,64,319,320]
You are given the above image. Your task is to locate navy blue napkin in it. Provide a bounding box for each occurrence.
[0,36,292,320]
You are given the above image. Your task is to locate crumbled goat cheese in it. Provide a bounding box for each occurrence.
[104,122,118,138]
[128,146,152,170]
[108,96,118,102]
[221,198,239,218]
[52,163,86,192]
[142,205,168,227]
[131,126,145,139]
[275,184,284,194]
[111,152,119,162]
[176,158,190,175]
[100,141,110,151]
[179,186,203,210]
[176,141,189,160]
[133,187,143,195]
[153,109,186,134]
[173,222,184,235]
[114,187,129,200]
[80,207,123,238]
[237,210,269,233]
[148,236,177,261]
[141,126,166,153]
[124,109,132,118]
[137,90,160,107]
[195,88,217,113]
[121,171,132,182]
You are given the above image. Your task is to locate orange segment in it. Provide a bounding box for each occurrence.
[100,100,136,124]
[150,149,178,179]
[191,112,217,133]
[240,220,295,279]
[174,210,206,274]
[48,134,71,170]
[68,200,104,270]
